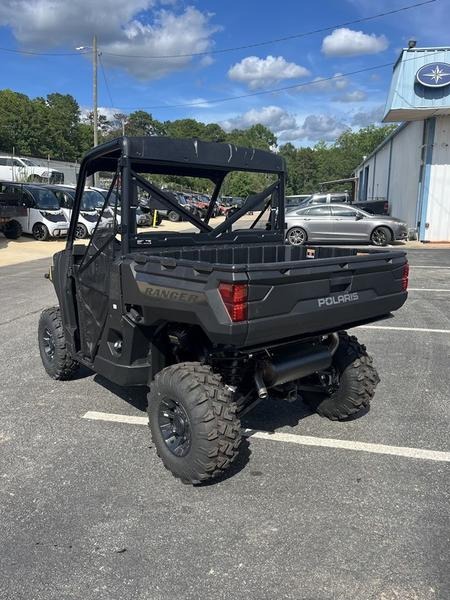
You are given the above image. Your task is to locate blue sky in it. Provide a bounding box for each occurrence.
[0,0,448,145]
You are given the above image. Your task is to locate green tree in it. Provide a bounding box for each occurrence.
[226,124,276,150]
[0,90,38,155]
[126,111,165,136]
[45,93,82,160]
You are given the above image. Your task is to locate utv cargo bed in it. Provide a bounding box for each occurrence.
[127,243,407,347]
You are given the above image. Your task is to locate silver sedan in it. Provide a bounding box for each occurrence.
[285,204,408,246]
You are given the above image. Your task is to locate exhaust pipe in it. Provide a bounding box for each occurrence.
[254,370,269,400]
[256,334,339,391]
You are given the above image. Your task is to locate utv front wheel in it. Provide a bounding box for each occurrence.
[304,332,380,420]
[38,307,79,380]
[148,362,242,484]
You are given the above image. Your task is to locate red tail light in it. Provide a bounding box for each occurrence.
[218,282,248,322]
[401,263,409,291]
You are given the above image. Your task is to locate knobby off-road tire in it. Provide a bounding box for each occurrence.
[307,332,380,420]
[2,220,22,239]
[38,307,79,380]
[148,362,242,484]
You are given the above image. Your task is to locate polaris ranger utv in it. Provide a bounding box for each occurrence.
[38,137,408,484]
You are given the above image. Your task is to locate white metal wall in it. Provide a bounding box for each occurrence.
[368,142,390,200]
[357,121,423,228]
[388,121,423,227]
[426,115,450,241]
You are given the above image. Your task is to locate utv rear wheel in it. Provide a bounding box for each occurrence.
[148,362,242,484]
[304,332,380,420]
[3,220,22,239]
[168,210,180,222]
[287,227,307,246]
[38,307,79,380]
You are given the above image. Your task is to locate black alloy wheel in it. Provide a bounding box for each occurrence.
[75,223,88,239]
[42,327,56,361]
[32,223,49,241]
[158,398,192,457]
[371,226,391,246]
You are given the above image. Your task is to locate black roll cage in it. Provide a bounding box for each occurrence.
[67,136,286,255]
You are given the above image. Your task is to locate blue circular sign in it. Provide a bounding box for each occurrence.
[416,62,450,88]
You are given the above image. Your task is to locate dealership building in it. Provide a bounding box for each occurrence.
[355,45,450,242]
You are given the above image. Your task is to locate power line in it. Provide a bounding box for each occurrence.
[118,65,392,109]
[115,49,450,110]
[101,0,437,59]
[0,46,90,56]
[99,53,115,108]
[0,0,438,59]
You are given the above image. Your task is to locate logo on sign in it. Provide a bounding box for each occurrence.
[416,62,450,88]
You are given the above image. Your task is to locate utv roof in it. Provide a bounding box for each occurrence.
[82,136,285,178]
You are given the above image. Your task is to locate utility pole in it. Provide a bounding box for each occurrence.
[93,34,98,148]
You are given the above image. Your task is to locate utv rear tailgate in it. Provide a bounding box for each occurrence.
[245,250,407,346]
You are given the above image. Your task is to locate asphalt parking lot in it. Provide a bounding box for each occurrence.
[1,248,449,600]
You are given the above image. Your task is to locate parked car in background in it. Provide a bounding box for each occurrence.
[285,194,311,210]
[0,182,69,240]
[152,191,200,222]
[0,188,27,239]
[295,192,389,216]
[46,185,107,238]
[0,155,64,184]
[285,204,408,246]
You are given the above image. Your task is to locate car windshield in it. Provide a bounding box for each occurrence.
[32,188,60,210]
[82,190,105,210]
[21,158,39,167]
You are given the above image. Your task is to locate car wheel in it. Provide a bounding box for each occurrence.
[287,227,307,246]
[168,211,181,222]
[32,222,49,241]
[371,226,392,247]
[75,223,88,239]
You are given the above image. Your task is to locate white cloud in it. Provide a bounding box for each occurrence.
[0,2,218,80]
[335,90,367,103]
[295,73,349,94]
[221,105,349,144]
[280,114,349,143]
[228,55,310,90]
[351,105,385,126]
[322,28,388,57]
[222,105,298,133]
[80,106,123,122]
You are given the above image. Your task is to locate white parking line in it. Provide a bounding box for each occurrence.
[409,266,450,269]
[84,411,147,425]
[82,411,450,463]
[408,288,450,292]
[358,325,450,333]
